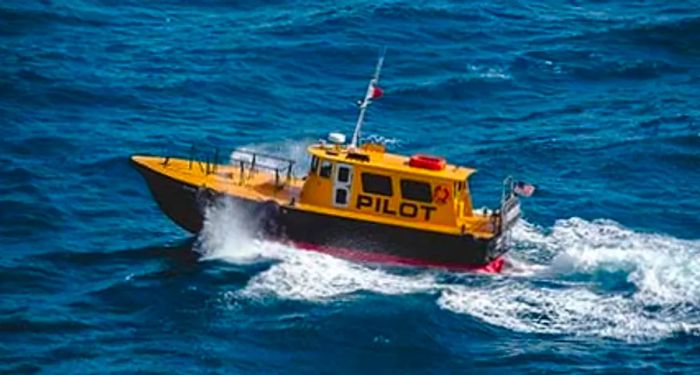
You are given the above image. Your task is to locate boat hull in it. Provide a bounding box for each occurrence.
[132,160,507,272]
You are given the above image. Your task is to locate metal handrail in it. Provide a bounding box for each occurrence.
[160,143,295,187]
[498,176,521,235]
[232,148,296,165]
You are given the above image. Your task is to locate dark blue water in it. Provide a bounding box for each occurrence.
[2,0,700,372]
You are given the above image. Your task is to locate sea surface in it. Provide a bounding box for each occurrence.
[2,0,700,373]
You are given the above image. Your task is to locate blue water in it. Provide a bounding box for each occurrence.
[2,0,700,372]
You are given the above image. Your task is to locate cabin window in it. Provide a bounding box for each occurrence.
[335,188,348,205]
[400,179,432,203]
[337,165,351,183]
[361,173,393,196]
[319,160,333,178]
[310,156,319,174]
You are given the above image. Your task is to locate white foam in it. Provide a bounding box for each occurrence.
[540,218,700,306]
[240,250,437,301]
[195,197,267,264]
[437,282,700,341]
[438,218,700,341]
[501,253,548,277]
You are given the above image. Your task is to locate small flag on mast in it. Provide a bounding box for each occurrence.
[513,181,535,197]
[351,48,386,148]
[371,84,383,99]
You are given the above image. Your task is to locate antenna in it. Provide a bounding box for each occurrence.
[350,47,386,148]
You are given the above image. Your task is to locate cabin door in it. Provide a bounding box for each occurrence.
[332,163,353,208]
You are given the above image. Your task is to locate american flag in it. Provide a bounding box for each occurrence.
[513,181,535,197]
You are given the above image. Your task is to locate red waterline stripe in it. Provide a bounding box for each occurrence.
[289,241,504,274]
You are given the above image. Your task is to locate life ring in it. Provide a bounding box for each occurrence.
[433,184,450,205]
[408,154,446,171]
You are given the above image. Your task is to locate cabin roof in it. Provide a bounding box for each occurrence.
[308,144,476,181]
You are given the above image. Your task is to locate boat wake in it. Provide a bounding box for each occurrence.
[448,219,700,342]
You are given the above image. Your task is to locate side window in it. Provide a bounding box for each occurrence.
[319,160,333,178]
[454,182,460,198]
[362,173,393,196]
[310,156,319,174]
[400,179,432,203]
[337,165,350,183]
[335,189,348,205]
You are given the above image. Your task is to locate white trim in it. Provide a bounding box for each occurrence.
[332,163,353,208]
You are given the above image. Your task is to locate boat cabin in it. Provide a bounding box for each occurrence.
[299,140,482,233]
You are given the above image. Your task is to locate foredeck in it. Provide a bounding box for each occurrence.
[130,155,303,205]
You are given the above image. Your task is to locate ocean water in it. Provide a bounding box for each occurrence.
[2,0,700,372]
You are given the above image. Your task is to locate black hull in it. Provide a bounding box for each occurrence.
[132,161,206,233]
[278,208,504,266]
[132,160,507,269]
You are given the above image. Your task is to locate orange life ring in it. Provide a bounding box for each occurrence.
[433,184,450,205]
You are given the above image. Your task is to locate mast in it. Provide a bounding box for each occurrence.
[350,48,386,148]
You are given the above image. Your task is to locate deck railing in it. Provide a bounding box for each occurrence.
[160,144,296,187]
[497,176,521,234]
[230,148,295,187]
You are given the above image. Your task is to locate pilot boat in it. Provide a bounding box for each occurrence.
[130,53,527,273]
